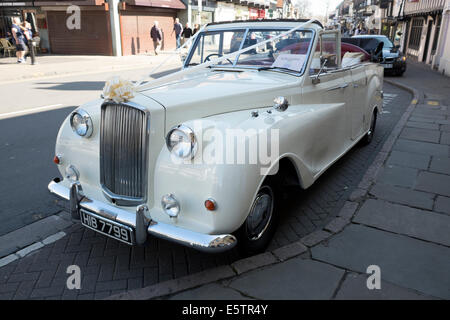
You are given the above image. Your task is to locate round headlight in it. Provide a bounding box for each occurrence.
[166,125,197,159]
[70,109,93,138]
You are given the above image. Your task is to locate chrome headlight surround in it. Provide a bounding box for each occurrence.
[70,109,93,138]
[166,124,198,159]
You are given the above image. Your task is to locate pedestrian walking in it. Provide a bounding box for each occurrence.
[11,17,27,63]
[172,18,183,49]
[193,24,199,35]
[150,21,163,55]
[22,21,36,64]
[182,23,193,45]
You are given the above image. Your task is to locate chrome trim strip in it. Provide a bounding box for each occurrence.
[147,221,237,253]
[69,182,83,220]
[48,179,237,252]
[49,179,70,200]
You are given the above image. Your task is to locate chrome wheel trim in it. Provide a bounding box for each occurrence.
[246,186,274,241]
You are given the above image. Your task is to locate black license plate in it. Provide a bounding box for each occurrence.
[80,209,135,245]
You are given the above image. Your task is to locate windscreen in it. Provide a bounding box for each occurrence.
[185,28,314,74]
[136,20,317,90]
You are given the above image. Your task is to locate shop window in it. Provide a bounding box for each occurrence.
[408,18,424,50]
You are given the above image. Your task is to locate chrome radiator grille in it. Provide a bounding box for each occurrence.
[100,102,149,205]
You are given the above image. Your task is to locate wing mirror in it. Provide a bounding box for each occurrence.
[312,58,328,85]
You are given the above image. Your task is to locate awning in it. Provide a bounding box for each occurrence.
[132,0,186,10]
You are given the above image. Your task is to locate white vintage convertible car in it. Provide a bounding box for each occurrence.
[48,19,383,254]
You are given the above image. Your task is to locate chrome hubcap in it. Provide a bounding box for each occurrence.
[246,186,274,241]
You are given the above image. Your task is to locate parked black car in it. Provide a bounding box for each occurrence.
[342,35,407,76]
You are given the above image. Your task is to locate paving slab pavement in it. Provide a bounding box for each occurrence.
[312,224,450,299]
[368,183,434,210]
[171,257,345,300]
[334,273,435,300]
[354,199,450,246]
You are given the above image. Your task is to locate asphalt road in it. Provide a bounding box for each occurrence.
[0,66,179,236]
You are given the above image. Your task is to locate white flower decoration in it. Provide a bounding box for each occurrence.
[102,76,137,103]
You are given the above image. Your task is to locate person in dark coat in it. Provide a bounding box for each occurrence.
[171,18,183,49]
[181,23,192,45]
[193,24,199,35]
[22,21,33,61]
[150,21,163,55]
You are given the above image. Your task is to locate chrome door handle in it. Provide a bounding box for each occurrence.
[327,83,349,92]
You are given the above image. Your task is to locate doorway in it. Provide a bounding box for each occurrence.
[422,19,433,62]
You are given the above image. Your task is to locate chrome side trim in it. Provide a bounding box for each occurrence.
[48,179,237,252]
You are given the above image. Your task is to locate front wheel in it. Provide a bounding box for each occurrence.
[362,110,377,145]
[236,183,279,256]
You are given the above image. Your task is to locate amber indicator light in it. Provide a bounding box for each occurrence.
[204,199,216,211]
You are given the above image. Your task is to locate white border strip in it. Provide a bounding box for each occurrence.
[0,104,63,120]
[0,231,66,268]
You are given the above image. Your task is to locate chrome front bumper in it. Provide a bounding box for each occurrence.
[48,179,237,253]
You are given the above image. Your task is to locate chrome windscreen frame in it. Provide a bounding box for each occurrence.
[99,100,151,207]
[183,26,317,77]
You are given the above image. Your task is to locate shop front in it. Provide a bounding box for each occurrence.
[235,5,249,21]
[249,7,258,20]
[258,8,266,19]
[45,5,113,55]
[178,1,215,27]
[191,8,214,25]
[215,1,235,22]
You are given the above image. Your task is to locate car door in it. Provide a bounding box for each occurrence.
[349,65,367,140]
[301,31,354,176]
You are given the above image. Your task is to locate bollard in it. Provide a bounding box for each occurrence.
[29,40,36,65]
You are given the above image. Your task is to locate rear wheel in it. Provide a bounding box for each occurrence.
[237,182,279,256]
[362,110,377,145]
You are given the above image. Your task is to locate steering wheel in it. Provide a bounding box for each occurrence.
[204,53,233,65]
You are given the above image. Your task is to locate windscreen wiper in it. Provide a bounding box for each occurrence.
[257,66,297,73]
